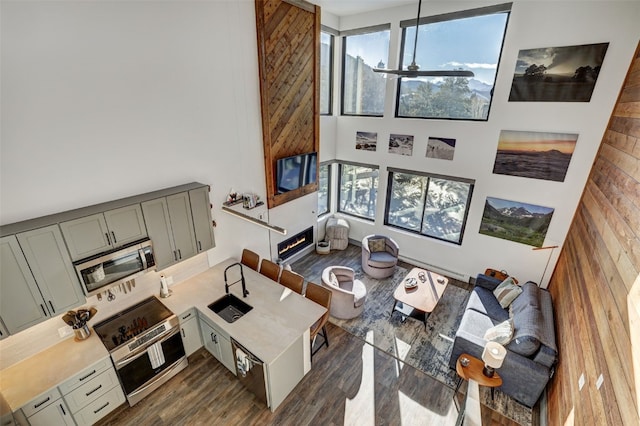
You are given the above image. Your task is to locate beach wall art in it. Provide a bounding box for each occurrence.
[426,137,456,160]
[509,42,609,102]
[388,134,414,156]
[356,131,378,151]
[493,130,578,182]
[479,197,554,247]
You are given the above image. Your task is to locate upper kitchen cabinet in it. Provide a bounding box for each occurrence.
[60,205,147,261]
[189,186,215,253]
[0,235,50,334]
[17,225,85,314]
[142,193,197,270]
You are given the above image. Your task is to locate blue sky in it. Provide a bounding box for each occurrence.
[346,12,509,85]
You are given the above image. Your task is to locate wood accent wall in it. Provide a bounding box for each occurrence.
[255,0,320,209]
[547,43,640,425]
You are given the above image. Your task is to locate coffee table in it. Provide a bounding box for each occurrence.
[391,267,449,329]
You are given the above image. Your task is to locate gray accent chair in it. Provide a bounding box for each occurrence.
[449,274,558,408]
[361,235,399,279]
[320,266,367,319]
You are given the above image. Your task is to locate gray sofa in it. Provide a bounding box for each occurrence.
[449,274,558,407]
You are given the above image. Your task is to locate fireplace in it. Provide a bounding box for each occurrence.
[277,227,314,261]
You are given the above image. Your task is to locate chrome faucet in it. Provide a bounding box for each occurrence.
[224,262,249,297]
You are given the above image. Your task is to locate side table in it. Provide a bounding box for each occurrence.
[454,353,502,426]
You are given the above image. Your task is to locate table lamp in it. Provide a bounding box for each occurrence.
[482,341,506,377]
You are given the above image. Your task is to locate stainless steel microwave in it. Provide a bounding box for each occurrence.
[74,239,156,296]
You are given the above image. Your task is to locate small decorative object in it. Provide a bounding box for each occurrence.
[482,341,507,377]
[223,189,243,206]
[62,307,97,341]
[460,356,470,367]
[316,240,330,255]
[242,193,262,209]
[404,277,418,289]
[437,277,445,284]
[160,274,171,298]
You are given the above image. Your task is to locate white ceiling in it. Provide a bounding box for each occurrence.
[311,0,415,17]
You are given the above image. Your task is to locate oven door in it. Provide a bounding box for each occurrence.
[114,328,186,405]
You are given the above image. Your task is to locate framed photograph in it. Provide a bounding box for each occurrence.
[509,42,609,102]
[388,134,414,156]
[426,137,456,160]
[493,130,578,182]
[356,131,377,151]
[479,197,554,247]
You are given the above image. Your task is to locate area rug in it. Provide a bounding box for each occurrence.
[328,265,469,389]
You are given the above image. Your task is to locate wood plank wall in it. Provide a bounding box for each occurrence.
[255,0,320,209]
[547,42,640,425]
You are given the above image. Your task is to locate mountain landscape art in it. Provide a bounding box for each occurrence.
[426,137,456,160]
[509,42,609,102]
[493,130,578,182]
[479,197,554,247]
[356,131,378,151]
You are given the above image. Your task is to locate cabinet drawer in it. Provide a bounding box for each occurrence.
[72,386,125,426]
[64,368,120,413]
[20,387,62,417]
[58,356,111,395]
[179,308,197,323]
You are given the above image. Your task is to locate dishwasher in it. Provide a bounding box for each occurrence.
[231,338,267,405]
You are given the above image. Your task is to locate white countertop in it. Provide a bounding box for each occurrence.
[0,257,326,412]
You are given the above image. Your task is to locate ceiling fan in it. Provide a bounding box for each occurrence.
[373,0,475,78]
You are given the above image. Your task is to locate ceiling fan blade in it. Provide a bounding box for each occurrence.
[373,68,475,78]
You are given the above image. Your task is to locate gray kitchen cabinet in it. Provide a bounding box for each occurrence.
[0,236,49,334]
[0,318,9,341]
[189,186,215,253]
[179,308,202,357]
[199,315,235,374]
[141,193,197,270]
[60,204,147,261]
[18,388,74,426]
[17,225,85,315]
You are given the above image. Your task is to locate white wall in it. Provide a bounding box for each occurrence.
[330,0,640,286]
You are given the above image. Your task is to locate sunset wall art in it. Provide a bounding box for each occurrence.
[492,130,578,182]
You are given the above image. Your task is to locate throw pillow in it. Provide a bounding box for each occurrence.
[329,272,339,287]
[484,319,514,345]
[368,237,386,253]
[493,276,522,308]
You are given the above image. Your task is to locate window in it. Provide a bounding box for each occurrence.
[385,169,474,244]
[338,163,379,220]
[320,29,335,115]
[395,4,510,120]
[341,25,390,116]
[318,162,331,216]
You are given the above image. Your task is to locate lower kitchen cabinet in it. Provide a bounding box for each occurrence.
[18,388,74,426]
[179,308,202,357]
[199,314,235,374]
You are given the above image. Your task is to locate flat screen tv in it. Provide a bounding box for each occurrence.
[276,152,317,194]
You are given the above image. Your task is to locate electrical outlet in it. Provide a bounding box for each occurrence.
[596,374,604,390]
[259,213,264,220]
[58,326,73,338]
[578,373,585,391]
[166,276,174,285]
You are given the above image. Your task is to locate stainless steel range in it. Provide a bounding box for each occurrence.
[93,296,187,406]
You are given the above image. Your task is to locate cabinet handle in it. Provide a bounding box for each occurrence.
[198,241,202,251]
[85,384,103,396]
[33,396,50,409]
[105,233,111,245]
[93,401,110,414]
[182,312,192,320]
[111,231,117,244]
[178,249,182,259]
[210,332,217,344]
[173,250,178,261]
[59,403,67,416]
[181,328,186,338]
[40,304,47,316]
[48,301,55,312]
[79,369,97,381]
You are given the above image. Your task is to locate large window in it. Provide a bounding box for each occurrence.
[318,162,331,216]
[320,29,335,115]
[396,4,510,120]
[341,25,390,116]
[385,169,474,244]
[338,163,379,220]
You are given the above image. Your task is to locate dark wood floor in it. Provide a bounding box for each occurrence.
[97,245,526,425]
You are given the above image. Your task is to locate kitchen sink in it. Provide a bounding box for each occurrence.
[208,294,253,323]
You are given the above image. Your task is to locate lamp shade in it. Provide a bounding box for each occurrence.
[482,341,507,369]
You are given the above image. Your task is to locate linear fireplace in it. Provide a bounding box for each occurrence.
[277,227,314,261]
